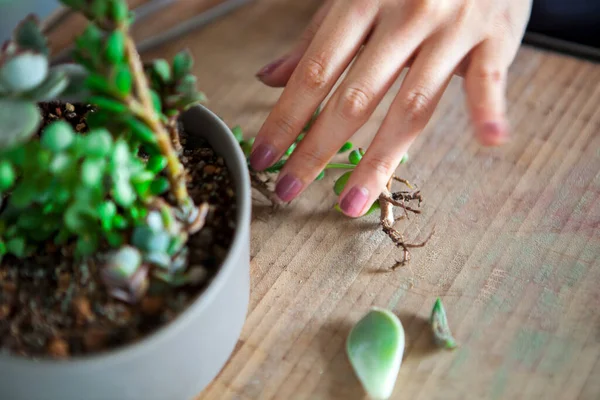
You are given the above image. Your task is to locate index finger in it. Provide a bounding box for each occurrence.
[249,1,377,172]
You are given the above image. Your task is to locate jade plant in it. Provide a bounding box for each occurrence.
[0,0,210,303]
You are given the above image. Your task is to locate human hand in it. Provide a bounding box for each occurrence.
[250,0,532,217]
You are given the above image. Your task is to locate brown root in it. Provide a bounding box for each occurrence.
[379,177,433,270]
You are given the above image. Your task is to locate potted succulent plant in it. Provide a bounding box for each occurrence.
[0,1,250,399]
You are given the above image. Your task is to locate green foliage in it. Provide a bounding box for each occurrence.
[0,17,89,150]
[144,50,207,118]
[0,121,161,259]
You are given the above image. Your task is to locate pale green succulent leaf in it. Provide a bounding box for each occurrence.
[347,308,405,400]
[0,51,48,92]
[0,99,41,149]
[22,68,68,101]
[51,63,90,100]
[430,298,458,350]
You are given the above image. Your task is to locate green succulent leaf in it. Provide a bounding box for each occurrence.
[0,99,41,150]
[347,308,405,400]
[131,225,170,253]
[41,121,74,152]
[97,200,117,230]
[90,0,108,20]
[84,73,112,95]
[0,160,16,191]
[430,298,458,350]
[348,149,363,165]
[14,16,49,55]
[365,200,381,216]
[149,89,162,114]
[152,59,171,83]
[114,64,133,96]
[231,125,243,143]
[124,117,157,144]
[88,95,127,113]
[146,155,167,174]
[113,178,136,207]
[81,129,113,157]
[315,170,325,181]
[64,202,94,232]
[333,171,352,196]
[103,245,142,280]
[109,0,129,22]
[0,51,48,92]
[22,67,68,101]
[150,177,169,195]
[6,237,27,258]
[172,50,193,80]
[105,31,125,65]
[400,152,409,164]
[81,158,106,186]
[338,142,353,153]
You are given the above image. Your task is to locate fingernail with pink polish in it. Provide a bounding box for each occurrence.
[340,186,369,218]
[275,174,303,202]
[249,143,277,171]
[256,57,286,79]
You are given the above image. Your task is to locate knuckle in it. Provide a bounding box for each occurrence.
[399,87,433,123]
[336,86,373,121]
[413,0,444,20]
[272,113,299,138]
[474,66,505,84]
[364,153,397,178]
[298,55,330,91]
[293,147,326,169]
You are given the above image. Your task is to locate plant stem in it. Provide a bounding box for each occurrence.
[324,163,356,170]
[124,36,192,211]
[167,117,183,154]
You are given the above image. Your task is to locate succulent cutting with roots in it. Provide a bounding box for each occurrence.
[235,106,433,270]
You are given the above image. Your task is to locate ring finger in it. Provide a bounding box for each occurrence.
[338,30,476,217]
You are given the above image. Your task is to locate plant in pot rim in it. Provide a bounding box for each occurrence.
[0,2,251,399]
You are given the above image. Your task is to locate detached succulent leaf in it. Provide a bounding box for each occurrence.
[430,298,458,350]
[347,308,405,400]
[0,99,41,150]
[0,51,49,92]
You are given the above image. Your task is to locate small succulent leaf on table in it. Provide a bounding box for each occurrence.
[346,307,405,400]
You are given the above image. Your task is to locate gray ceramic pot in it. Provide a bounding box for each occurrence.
[0,105,252,400]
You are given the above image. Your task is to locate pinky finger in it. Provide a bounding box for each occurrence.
[464,39,511,146]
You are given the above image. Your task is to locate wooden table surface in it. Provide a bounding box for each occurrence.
[142,0,600,399]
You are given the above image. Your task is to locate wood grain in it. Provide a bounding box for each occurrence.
[98,0,600,398]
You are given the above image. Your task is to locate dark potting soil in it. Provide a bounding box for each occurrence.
[0,102,237,359]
